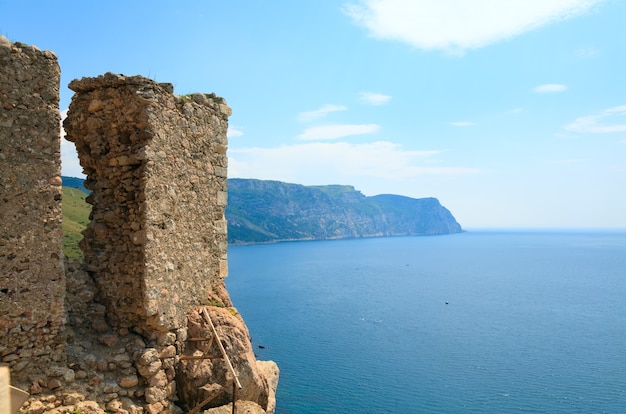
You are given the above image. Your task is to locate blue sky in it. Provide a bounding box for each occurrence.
[2,0,625,228]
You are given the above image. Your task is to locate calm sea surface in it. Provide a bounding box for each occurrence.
[226,231,626,413]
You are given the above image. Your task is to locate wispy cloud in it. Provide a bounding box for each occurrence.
[229,141,481,184]
[297,104,348,122]
[549,158,590,165]
[532,84,568,93]
[565,105,626,133]
[358,92,391,106]
[575,47,600,59]
[227,126,244,138]
[298,124,380,140]
[450,121,475,127]
[508,107,523,114]
[60,109,67,138]
[343,0,604,54]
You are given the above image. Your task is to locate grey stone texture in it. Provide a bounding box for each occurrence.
[0,36,66,382]
[64,73,231,334]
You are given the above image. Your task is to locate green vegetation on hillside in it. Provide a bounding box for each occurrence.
[310,184,358,196]
[62,187,89,260]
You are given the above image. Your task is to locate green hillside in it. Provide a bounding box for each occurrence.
[62,186,89,260]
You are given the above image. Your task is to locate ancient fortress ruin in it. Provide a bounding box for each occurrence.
[1,37,278,413]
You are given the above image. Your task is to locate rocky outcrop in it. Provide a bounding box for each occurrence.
[227,179,463,244]
[177,307,277,413]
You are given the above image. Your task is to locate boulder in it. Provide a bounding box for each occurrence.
[176,307,277,413]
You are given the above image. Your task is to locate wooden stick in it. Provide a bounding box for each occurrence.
[179,354,222,361]
[201,307,243,389]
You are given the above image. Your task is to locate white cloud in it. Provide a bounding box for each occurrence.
[554,132,575,139]
[343,0,603,54]
[532,83,568,93]
[298,123,380,140]
[229,141,481,185]
[450,121,475,127]
[358,92,391,106]
[508,107,524,114]
[297,104,348,122]
[227,126,244,138]
[565,105,626,133]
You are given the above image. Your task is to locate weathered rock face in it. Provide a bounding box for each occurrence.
[0,36,66,383]
[64,73,230,334]
[177,307,277,413]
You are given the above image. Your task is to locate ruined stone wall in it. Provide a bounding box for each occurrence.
[0,37,66,380]
[1,40,278,411]
[64,73,230,335]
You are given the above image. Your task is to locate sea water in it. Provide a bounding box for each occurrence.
[227,231,626,413]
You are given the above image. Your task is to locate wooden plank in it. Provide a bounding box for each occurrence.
[1,367,30,413]
[0,366,10,414]
[10,386,30,412]
[188,337,214,342]
[179,354,222,361]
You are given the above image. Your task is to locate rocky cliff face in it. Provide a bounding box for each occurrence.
[227,179,462,244]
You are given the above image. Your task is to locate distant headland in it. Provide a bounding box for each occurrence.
[62,176,463,245]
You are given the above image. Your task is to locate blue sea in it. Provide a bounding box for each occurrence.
[226,231,626,413]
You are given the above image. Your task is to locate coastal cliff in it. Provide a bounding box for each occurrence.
[227,179,462,244]
[62,177,463,247]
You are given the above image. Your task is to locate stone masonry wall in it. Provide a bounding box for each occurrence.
[1,38,278,412]
[0,37,66,381]
[64,73,230,335]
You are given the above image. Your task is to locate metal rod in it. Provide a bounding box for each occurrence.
[232,381,237,414]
